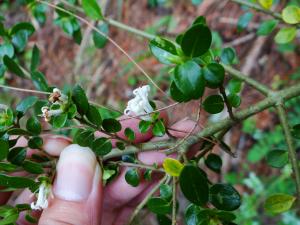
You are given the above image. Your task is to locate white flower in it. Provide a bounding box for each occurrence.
[49,88,68,103]
[124,85,154,121]
[31,182,52,211]
[41,106,63,122]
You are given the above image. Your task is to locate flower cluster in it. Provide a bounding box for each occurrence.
[124,85,154,121]
[41,88,67,122]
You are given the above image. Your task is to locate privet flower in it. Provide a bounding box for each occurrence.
[31,182,52,210]
[41,88,67,122]
[124,85,153,121]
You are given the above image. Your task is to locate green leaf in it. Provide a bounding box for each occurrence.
[192,16,206,25]
[202,95,224,114]
[266,149,288,168]
[16,96,38,116]
[3,56,25,78]
[22,160,44,174]
[210,184,241,211]
[139,120,152,133]
[220,48,236,65]
[275,27,297,44]
[124,127,135,141]
[191,0,203,6]
[149,37,180,65]
[52,113,68,128]
[174,60,205,99]
[170,81,190,102]
[125,168,140,187]
[181,24,212,57]
[282,5,300,24]
[157,215,172,225]
[237,12,253,32]
[7,147,26,165]
[257,19,278,36]
[30,44,40,71]
[91,137,112,156]
[0,162,17,172]
[74,130,94,147]
[163,158,184,177]
[203,63,225,88]
[205,153,222,173]
[258,0,273,9]
[93,23,108,48]
[185,204,208,225]
[0,43,14,59]
[264,194,296,214]
[10,22,35,36]
[7,128,31,136]
[160,184,172,200]
[31,71,49,91]
[292,124,300,139]
[228,79,242,94]
[86,105,102,127]
[179,165,209,206]
[0,174,37,189]
[28,136,43,149]
[228,93,241,108]
[147,197,172,215]
[153,119,166,137]
[26,117,41,135]
[72,84,89,115]
[82,0,103,20]
[0,139,9,160]
[102,118,122,133]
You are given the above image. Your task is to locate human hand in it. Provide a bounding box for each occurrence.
[1,113,199,225]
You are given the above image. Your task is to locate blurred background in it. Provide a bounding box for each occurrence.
[1,0,300,224]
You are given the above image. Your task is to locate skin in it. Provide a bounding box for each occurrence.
[0,111,199,225]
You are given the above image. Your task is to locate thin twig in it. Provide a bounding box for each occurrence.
[0,84,51,95]
[128,175,170,224]
[109,161,165,172]
[219,85,236,121]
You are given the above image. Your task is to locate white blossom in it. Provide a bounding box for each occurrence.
[49,88,68,103]
[41,106,63,122]
[124,85,154,121]
[31,183,52,211]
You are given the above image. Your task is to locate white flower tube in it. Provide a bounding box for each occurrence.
[124,85,154,121]
[41,106,63,122]
[31,183,52,210]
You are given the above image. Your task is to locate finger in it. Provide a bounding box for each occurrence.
[39,144,102,225]
[138,118,200,165]
[42,135,71,156]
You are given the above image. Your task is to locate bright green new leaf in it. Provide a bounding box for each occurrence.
[264,194,296,214]
[163,158,184,177]
[258,0,273,9]
[82,0,103,20]
[275,27,297,44]
[138,120,152,133]
[153,119,166,137]
[282,5,300,24]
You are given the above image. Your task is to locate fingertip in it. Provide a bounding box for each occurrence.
[168,119,200,138]
[43,135,71,156]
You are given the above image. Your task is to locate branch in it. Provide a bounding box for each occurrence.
[276,104,300,204]
[222,64,271,96]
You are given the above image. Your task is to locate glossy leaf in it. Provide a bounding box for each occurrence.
[174,60,205,99]
[74,130,94,148]
[22,160,44,174]
[125,168,140,187]
[7,147,27,165]
[282,5,300,24]
[179,165,209,206]
[0,174,37,189]
[203,63,225,88]
[210,184,241,211]
[266,149,288,168]
[52,114,68,128]
[102,118,122,133]
[202,95,224,114]
[264,194,296,214]
[257,19,278,36]
[93,23,108,48]
[3,56,25,78]
[160,184,172,200]
[181,24,212,57]
[0,139,9,160]
[124,127,135,141]
[147,197,172,215]
[91,137,112,156]
[228,94,241,108]
[153,119,166,137]
[139,120,152,133]
[30,44,40,71]
[72,84,89,115]
[205,153,222,173]
[170,81,190,102]
[86,105,102,127]
[16,96,38,117]
[163,158,184,177]
[220,48,236,65]
[26,117,41,135]
[82,0,103,20]
[275,27,297,44]
[31,71,49,91]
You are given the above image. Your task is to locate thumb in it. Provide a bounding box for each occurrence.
[39,144,103,225]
